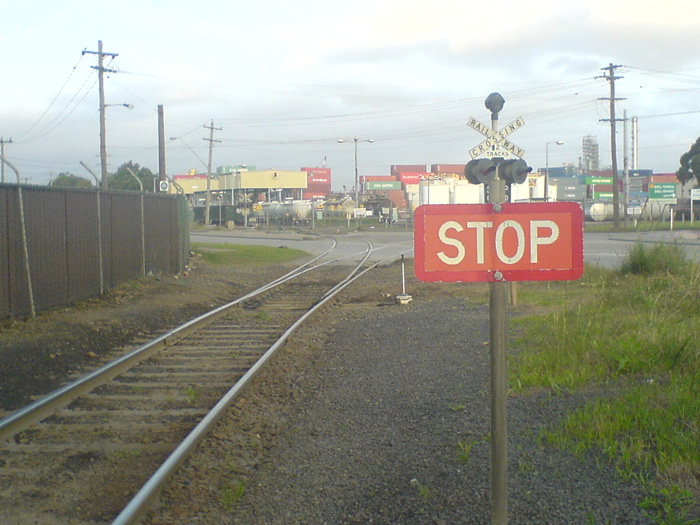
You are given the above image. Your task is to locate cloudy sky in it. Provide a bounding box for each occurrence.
[2,0,700,190]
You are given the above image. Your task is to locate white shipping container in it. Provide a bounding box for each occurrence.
[419,179,450,205]
[404,183,419,195]
[510,182,530,202]
[450,181,483,204]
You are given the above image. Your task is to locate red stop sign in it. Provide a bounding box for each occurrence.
[414,202,584,282]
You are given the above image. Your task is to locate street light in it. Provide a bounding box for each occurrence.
[545,140,564,201]
[99,102,134,188]
[337,136,374,209]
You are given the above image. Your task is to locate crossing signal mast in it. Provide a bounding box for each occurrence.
[466,93,531,525]
[464,93,532,201]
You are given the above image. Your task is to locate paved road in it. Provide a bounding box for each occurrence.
[192,227,700,270]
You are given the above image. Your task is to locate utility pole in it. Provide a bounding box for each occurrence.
[83,41,119,188]
[203,120,222,226]
[158,105,166,184]
[0,138,12,184]
[598,63,625,228]
[623,109,629,225]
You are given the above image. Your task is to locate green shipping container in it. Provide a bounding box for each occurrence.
[365,181,402,191]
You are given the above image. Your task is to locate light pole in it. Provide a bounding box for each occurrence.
[337,136,374,209]
[545,140,563,201]
[100,103,134,188]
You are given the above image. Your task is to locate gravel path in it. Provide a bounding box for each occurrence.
[153,292,653,524]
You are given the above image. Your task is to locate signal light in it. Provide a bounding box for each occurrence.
[465,158,498,184]
[501,159,532,184]
[464,160,481,184]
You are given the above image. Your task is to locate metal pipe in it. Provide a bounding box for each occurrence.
[80,161,104,294]
[0,155,35,317]
[126,168,146,276]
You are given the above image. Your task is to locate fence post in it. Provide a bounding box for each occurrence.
[0,155,35,317]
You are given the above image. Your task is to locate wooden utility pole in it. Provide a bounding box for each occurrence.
[599,63,625,228]
[203,121,222,226]
[83,41,119,188]
[158,105,166,184]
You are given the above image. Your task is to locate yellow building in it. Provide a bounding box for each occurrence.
[219,170,307,190]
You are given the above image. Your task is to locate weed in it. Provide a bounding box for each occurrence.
[457,440,475,463]
[184,385,200,404]
[410,478,431,500]
[219,480,246,511]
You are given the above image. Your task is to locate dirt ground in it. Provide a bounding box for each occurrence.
[0,253,291,413]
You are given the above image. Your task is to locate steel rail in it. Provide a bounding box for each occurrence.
[0,242,338,440]
[113,240,376,524]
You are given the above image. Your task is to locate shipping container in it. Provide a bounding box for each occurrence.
[365,181,402,191]
[301,167,331,176]
[391,164,426,175]
[451,181,482,204]
[647,174,679,184]
[419,179,450,205]
[302,192,328,200]
[307,175,331,184]
[431,164,464,175]
[386,189,408,208]
[306,182,332,192]
[360,175,396,183]
[397,173,425,185]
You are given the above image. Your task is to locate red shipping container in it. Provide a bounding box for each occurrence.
[307,175,331,184]
[360,175,396,182]
[306,183,332,193]
[398,173,422,184]
[301,167,331,176]
[302,191,328,200]
[386,190,408,208]
[391,164,426,176]
[431,164,464,174]
[647,174,679,183]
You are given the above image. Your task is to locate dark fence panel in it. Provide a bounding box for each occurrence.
[66,190,101,300]
[109,192,142,285]
[0,184,187,319]
[24,188,69,310]
[5,187,30,316]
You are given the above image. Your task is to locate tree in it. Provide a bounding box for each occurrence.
[50,172,93,188]
[108,161,156,192]
[676,137,700,185]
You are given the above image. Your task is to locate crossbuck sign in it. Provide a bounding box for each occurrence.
[467,116,525,159]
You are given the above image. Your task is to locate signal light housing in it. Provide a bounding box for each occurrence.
[465,158,498,184]
[501,159,532,184]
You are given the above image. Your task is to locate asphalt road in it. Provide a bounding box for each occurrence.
[191,227,700,270]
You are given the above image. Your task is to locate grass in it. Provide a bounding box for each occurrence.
[511,242,700,523]
[219,480,246,511]
[191,242,308,267]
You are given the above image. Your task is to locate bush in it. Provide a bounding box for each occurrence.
[620,242,690,276]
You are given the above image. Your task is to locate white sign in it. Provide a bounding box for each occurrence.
[691,188,700,200]
[467,116,525,160]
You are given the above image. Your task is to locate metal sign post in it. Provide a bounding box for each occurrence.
[485,96,509,525]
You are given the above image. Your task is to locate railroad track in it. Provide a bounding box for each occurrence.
[0,239,393,524]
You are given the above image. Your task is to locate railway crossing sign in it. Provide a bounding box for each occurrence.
[467,116,525,159]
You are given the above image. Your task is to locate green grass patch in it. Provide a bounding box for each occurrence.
[191,242,307,267]
[511,243,700,523]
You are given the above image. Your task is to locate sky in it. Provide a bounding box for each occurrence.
[2,0,700,191]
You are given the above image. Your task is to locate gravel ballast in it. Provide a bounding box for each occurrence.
[151,290,653,524]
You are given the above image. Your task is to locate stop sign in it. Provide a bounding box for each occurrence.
[414,202,584,282]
